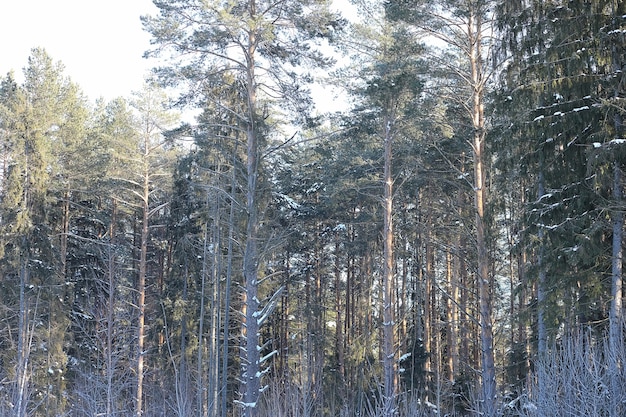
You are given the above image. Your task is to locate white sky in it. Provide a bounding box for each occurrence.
[0,0,158,101]
[0,0,356,114]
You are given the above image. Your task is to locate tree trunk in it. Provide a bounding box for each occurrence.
[334,238,345,384]
[106,199,117,417]
[446,249,456,381]
[313,238,325,400]
[198,219,209,417]
[537,159,547,357]
[610,162,623,417]
[459,232,469,376]
[241,8,262,413]
[15,245,30,417]
[221,145,237,417]
[179,259,189,415]
[209,193,222,417]
[280,253,291,379]
[382,115,396,416]
[468,9,496,414]
[60,189,70,282]
[345,247,354,390]
[135,159,149,417]
[424,214,434,399]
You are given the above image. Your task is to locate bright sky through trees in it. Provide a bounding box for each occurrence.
[0,0,157,100]
[0,0,358,112]
[0,1,625,416]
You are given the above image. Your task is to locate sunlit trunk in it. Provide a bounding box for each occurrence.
[382,115,396,416]
[468,9,496,415]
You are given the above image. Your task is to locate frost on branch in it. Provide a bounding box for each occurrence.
[255,285,284,327]
[260,350,278,364]
[234,400,257,409]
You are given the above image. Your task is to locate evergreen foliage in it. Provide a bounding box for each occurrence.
[0,2,625,416]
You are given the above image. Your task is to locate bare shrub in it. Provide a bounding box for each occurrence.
[258,376,450,417]
[520,329,626,417]
[258,379,316,417]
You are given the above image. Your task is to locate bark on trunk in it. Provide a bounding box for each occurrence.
[424,215,434,399]
[610,164,623,347]
[610,162,623,417]
[382,116,396,416]
[197,220,209,417]
[334,239,346,384]
[135,160,149,417]
[241,9,262,413]
[468,10,496,415]
[221,147,237,417]
[15,246,30,417]
[106,199,117,417]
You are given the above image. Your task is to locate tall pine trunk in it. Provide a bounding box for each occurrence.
[106,199,118,417]
[423,206,433,398]
[221,142,237,417]
[135,153,149,417]
[208,191,222,417]
[197,218,209,417]
[15,245,30,417]
[334,238,346,385]
[610,162,623,417]
[241,7,261,413]
[382,115,396,416]
[537,159,547,357]
[468,9,496,415]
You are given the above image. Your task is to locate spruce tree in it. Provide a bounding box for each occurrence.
[495,0,626,346]
[0,48,92,417]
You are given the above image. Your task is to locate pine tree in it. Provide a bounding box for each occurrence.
[143,1,343,414]
[128,84,178,417]
[341,3,424,411]
[385,0,498,412]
